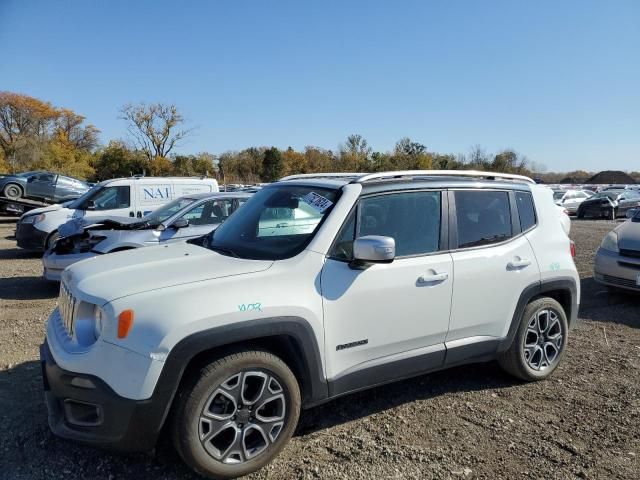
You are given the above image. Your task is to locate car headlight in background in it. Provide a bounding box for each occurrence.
[21,213,46,224]
[600,231,619,253]
[93,305,105,339]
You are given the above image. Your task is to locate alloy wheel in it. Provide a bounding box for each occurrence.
[198,371,287,465]
[522,308,564,371]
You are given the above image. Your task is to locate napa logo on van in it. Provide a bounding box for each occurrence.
[139,184,172,205]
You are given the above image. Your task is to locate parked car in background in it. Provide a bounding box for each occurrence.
[553,189,592,214]
[40,170,579,478]
[15,176,219,251]
[42,192,251,281]
[577,189,640,219]
[0,171,90,202]
[594,210,640,292]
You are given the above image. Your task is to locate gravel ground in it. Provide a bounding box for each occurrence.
[0,216,638,480]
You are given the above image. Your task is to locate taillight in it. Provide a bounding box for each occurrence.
[570,240,576,258]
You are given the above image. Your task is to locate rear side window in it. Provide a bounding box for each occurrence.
[515,192,537,231]
[455,190,512,248]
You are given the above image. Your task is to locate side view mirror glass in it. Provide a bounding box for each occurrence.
[626,209,637,219]
[86,200,96,210]
[172,218,189,229]
[352,236,395,266]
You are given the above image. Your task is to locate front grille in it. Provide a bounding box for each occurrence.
[620,249,640,259]
[601,274,639,290]
[59,282,77,335]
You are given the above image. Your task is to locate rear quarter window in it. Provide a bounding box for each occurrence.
[515,192,537,231]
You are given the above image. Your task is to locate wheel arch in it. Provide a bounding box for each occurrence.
[150,316,328,438]
[498,277,578,353]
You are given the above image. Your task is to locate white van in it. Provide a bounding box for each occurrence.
[15,177,219,251]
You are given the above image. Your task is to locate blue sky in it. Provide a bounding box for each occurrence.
[1,0,638,172]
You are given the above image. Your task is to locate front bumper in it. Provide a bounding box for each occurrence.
[40,341,167,452]
[594,248,640,292]
[16,222,48,250]
[43,250,98,282]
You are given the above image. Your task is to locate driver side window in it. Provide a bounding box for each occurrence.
[329,191,443,260]
[89,186,130,210]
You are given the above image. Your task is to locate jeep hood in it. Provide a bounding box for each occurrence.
[63,243,273,303]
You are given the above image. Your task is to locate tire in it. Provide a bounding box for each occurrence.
[577,210,585,219]
[172,350,301,479]
[3,183,23,200]
[498,297,568,381]
[45,231,59,250]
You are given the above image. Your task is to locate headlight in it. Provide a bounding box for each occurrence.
[600,231,619,253]
[22,213,45,224]
[93,305,105,339]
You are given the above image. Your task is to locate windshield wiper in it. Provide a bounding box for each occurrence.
[460,234,511,248]
[209,245,240,258]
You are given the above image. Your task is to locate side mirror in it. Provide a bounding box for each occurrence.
[171,217,189,229]
[626,208,637,219]
[86,200,96,210]
[27,176,36,183]
[351,236,395,267]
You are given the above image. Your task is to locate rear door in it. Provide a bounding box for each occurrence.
[447,189,541,343]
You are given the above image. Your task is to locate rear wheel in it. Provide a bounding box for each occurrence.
[172,350,301,479]
[577,209,585,219]
[499,297,568,381]
[3,183,23,200]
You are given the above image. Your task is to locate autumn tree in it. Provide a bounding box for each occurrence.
[0,91,58,170]
[339,134,371,171]
[281,147,307,176]
[92,141,149,180]
[120,102,192,162]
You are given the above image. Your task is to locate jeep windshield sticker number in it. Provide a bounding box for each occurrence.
[301,192,333,213]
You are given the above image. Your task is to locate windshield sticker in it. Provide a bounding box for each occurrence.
[301,192,333,213]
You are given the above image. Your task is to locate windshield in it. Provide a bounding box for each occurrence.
[67,184,103,209]
[204,185,339,260]
[142,197,196,226]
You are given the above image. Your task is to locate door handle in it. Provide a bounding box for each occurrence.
[507,258,532,270]
[417,271,449,284]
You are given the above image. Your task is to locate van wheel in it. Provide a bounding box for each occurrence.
[3,183,23,200]
[172,350,301,479]
[498,297,568,381]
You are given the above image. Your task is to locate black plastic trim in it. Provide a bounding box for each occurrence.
[497,277,579,353]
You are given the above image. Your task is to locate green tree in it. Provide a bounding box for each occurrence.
[262,147,283,182]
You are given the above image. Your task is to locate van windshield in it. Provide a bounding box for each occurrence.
[67,184,103,209]
[204,185,339,260]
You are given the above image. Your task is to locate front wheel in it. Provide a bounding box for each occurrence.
[498,297,568,381]
[172,350,301,479]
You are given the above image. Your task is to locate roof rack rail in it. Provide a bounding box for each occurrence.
[279,173,365,181]
[353,170,535,184]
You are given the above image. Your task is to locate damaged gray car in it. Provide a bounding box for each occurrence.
[42,192,251,281]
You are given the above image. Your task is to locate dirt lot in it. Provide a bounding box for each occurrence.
[0,216,638,480]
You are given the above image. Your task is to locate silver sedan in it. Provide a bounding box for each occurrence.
[42,192,251,281]
[594,211,640,292]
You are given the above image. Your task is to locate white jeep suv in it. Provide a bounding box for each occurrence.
[40,171,579,479]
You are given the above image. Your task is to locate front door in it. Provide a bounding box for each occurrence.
[26,173,56,200]
[322,190,452,391]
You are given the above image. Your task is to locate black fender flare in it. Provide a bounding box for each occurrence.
[497,277,579,353]
[147,316,328,436]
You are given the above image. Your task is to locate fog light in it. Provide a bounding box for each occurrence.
[63,399,102,427]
